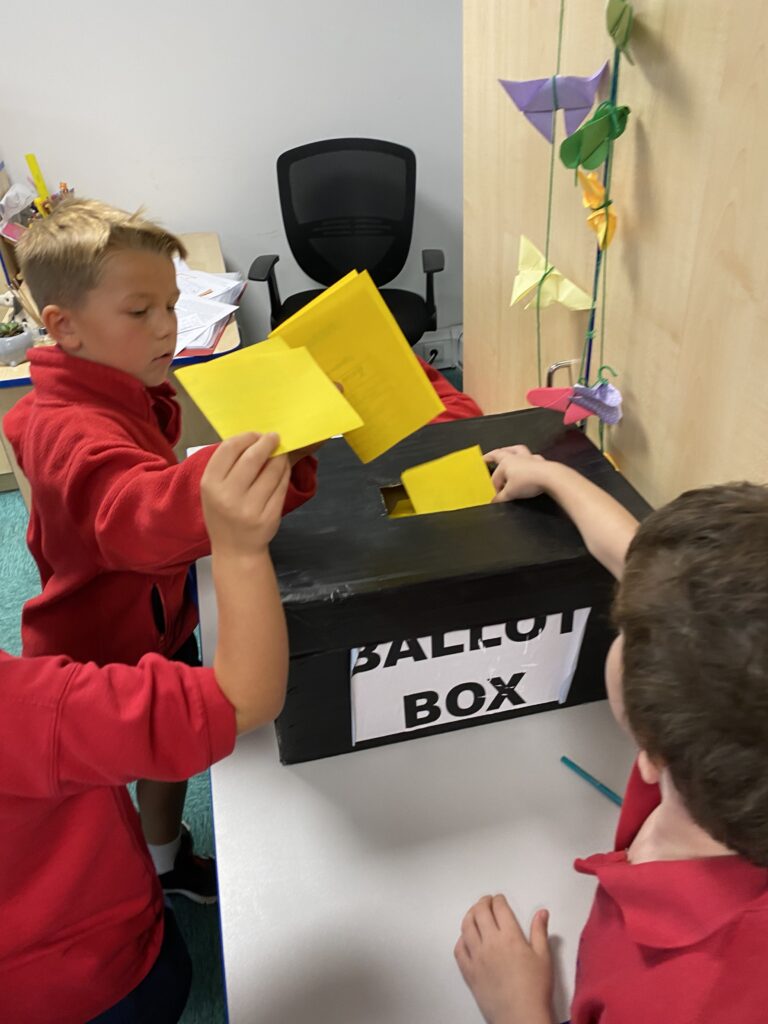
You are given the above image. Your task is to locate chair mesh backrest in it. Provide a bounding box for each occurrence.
[277,138,416,287]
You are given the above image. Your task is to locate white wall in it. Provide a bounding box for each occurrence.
[0,0,461,340]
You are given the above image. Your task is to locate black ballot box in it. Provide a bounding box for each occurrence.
[270,408,651,764]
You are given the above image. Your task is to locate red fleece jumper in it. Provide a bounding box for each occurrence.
[3,346,317,665]
[417,355,483,423]
[0,648,236,1023]
[570,763,768,1023]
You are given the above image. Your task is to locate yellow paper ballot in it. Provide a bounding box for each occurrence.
[270,270,444,463]
[388,496,416,518]
[273,271,359,334]
[400,445,496,515]
[244,335,289,357]
[174,345,363,453]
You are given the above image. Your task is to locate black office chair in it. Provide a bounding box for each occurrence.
[249,138,444,346]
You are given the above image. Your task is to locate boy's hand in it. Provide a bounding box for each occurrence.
[484,445,548,503]
[201,433,290,555]
[455,895,553,1024]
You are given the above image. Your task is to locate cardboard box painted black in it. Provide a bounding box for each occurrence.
[270,409,650,764]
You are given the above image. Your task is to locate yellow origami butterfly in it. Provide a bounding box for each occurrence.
[510,236,592,311]
[578,170,617,250]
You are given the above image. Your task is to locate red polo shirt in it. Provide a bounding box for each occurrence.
[0,649,236,1023]
[3,346,316,665]
[571,763,768,1023]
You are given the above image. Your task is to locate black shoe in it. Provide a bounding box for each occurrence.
[159,824,218,905]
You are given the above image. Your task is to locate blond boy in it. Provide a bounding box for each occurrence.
[3,199,317,900]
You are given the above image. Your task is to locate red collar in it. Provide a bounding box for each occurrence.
[575,849,768,948]
[575,760,768,949]
[28,346,180,443]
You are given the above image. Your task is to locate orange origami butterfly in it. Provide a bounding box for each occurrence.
[578,170,616,250]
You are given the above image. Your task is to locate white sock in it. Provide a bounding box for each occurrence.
[148,833,181,875]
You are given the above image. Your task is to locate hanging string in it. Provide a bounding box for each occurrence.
[534,0,567,387]
[581,47,621,386]
[593,59,620,454]
[598,216,609,378]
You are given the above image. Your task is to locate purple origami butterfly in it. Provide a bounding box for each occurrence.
[571,381,623,425]
[499,61,609,143]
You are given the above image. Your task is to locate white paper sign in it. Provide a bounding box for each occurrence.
[350,608,591,744]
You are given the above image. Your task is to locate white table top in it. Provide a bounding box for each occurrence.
[201,549,635,1023]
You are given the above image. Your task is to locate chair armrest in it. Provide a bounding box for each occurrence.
[248,254,282,323]
[421,249,445,329]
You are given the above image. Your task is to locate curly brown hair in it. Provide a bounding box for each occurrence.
[614,482,768,865]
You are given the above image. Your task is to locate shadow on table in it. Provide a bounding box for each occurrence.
[285,703,624,854]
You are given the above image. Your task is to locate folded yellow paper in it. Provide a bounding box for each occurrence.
[271,270,444,463]
[510,236,593,311]
[174,344,362,454]
[399,445,496,516]
[578,170,617,250]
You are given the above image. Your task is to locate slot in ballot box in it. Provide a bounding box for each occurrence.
[251,409,649,764]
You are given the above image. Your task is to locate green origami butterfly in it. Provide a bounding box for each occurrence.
[606,0,634,63]
[559,101,630,171]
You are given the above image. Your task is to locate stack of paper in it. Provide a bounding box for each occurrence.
[174,257,246,306]
[174,270,445,463]
[173,258,245,356]
[174,294,240,355]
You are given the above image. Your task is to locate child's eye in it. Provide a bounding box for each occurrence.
[167,305,177,313]
[129,309,148,318]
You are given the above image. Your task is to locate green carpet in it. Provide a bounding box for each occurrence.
[0,490,225,1023]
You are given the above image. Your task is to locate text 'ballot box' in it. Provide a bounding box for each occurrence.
[268,408,650,764]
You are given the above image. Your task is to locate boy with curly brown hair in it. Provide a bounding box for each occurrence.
[456,446,768,1024]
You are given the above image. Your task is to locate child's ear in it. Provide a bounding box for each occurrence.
[42,305,81,351]
[637,749,663,786]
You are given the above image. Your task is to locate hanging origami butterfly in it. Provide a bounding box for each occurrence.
[499,61,608,143]
[560,100,630,171]
[510,237,592,311]
[578,170,617,249]
[571,379,623,423]
[527,374,623,426]
[606,0,635,63]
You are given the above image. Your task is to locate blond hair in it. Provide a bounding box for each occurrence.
[17,197,187,310]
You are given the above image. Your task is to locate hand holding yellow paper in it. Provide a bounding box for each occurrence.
[271,270,444,463]
[398,445,496,516]
[510,236,593,311]
[174,344,362,454]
